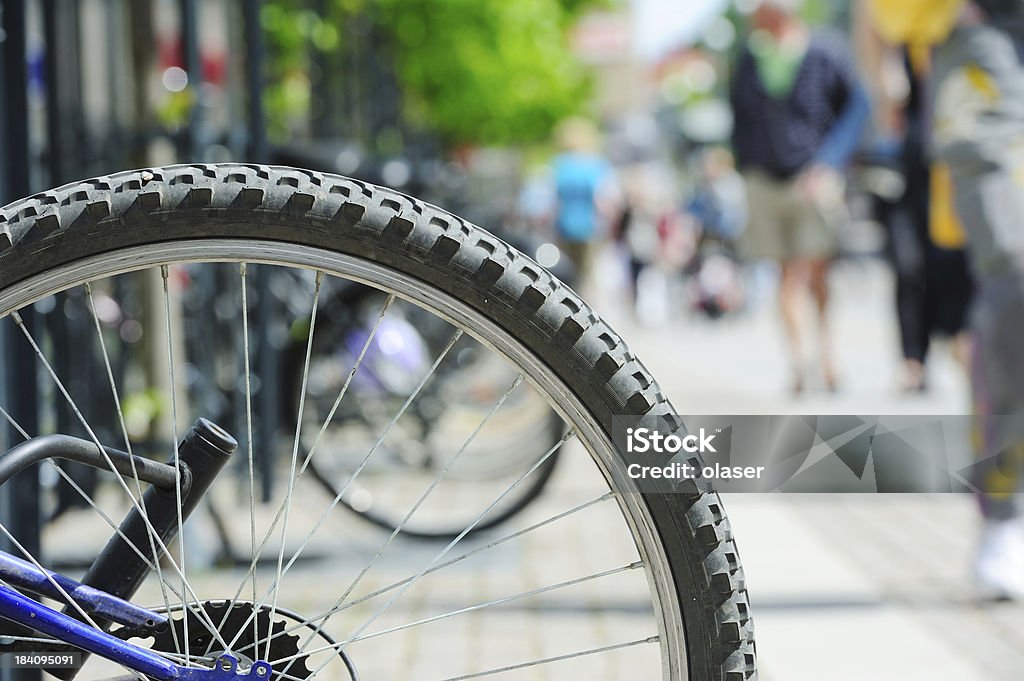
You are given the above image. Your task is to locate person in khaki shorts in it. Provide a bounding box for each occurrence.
[743,168,846,262]
[731,0,869,392]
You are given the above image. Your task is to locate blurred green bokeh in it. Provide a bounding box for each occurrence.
[262,0,605,148]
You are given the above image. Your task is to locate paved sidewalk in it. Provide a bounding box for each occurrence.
[728,494,1024,681]
[595,256,1024,680]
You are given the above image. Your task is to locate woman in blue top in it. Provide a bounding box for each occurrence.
[552,118,617,285]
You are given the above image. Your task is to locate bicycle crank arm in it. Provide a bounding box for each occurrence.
[52,418,237,681]
[0,583,269,681]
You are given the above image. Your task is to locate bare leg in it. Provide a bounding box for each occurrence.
[808,258,837,390]
[899,358,927,392]
[779,260,807,393]
[951,330,972,370]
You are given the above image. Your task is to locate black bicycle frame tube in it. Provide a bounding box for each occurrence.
[52,419,236,680]
[0,436,179,489]
[76,418,236,596]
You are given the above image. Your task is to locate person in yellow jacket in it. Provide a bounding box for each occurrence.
[864,0,1024,600]
[855,0,974,396]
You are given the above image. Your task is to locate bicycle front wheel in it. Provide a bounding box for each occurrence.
[0,164,756,681]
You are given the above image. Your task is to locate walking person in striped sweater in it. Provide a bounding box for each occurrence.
[730,0,870,393]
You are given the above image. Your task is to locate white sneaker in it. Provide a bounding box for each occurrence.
[974,518,1024,601]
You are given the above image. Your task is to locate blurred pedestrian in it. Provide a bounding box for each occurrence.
[551,118,618,286]
[730,0,870,393]
[855,4,974,392]
[685,148,748,319]
[687,148,748,247]
[618,181,660,312]
[923,0,1024,600]
[618,170,690,325]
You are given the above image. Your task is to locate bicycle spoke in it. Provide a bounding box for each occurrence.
[265,271,323,661]
[0,636,62,645]
[153,651,217,666]
[83,282,134,455]
[219,291,395,633]
[10,310,140,506]
[281,429,577,670]
[0,408,173,586]
[160,265,189,666]
[240,263,260,653]
[275,373,527,679]
[298,293,396,470]
[244,492,616,649]
[274,561,642,661]
[0,405,30,439]
[85,281,181,656]
[330,373,523,594]
[220,326,465,657]
[437,637,659,681]
[265,671,310,681]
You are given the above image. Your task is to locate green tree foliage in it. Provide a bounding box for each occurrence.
[376,0,593,145]
[263,0,602,147]
[262,1,329,141]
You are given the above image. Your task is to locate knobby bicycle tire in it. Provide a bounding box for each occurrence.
[0,164,756,681]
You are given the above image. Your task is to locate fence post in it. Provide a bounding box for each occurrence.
[179,0,202,161]
[1,9,41,681]
[241,0,276,501]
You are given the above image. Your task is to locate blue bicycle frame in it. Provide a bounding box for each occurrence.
[0,420,270,680]
[0,578,269,681]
